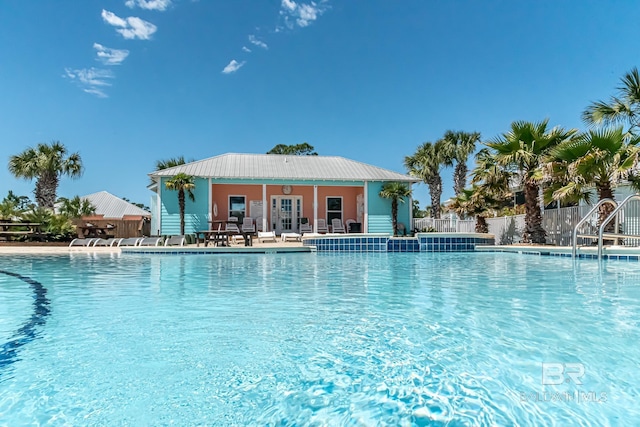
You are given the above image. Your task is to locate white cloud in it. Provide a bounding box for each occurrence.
[242,46,251,53]
[282,0,297,11]
[248,35,268,49]
[222,60,246,74]
[280,0,328,28]
[64,67,114,98]
[125,0,172,11]
[93,43,130,65]
[101,9,157,40]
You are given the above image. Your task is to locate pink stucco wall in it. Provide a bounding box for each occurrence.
[210,183,363,229]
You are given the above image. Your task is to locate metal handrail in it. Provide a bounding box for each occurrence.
[597,194,640,259]
[571,198,617,258]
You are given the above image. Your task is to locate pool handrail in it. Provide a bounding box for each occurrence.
[597,194,640,259]
[571,198,617,258]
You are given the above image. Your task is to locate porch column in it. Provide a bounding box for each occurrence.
[262,184,268,231]
[363,181,368,233]
[313,185,318,233]
[208,178,213,222]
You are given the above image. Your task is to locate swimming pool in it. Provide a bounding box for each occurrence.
[1,252,639,425]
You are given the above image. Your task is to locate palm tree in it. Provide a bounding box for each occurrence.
[442,130,481,196]
[379,182,412,235]
[546,126,640,224]
[486,120,577,244]
[448,185,506,233]
[57,196,96,219]
[8,141,83,208]
[155,156,189,171]
[583,68,640,136]
[405,140,448,219]
[165,173,196,235]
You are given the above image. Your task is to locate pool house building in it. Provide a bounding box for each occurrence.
[148,153,418,236]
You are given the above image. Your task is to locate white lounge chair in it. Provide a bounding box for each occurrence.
[164,235,185,246]
[257,231,277,243]
[138,237,162,246]
[92,238,122,247]
[69,238,96,247]
[316,219,328,234]
[118,237,141,246]
[331,218,346,233]
[226,222,245,244]
[281,232,301,242]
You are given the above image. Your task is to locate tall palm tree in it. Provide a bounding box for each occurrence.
[442,130,481,196]
[165,173,196,235]
[486,120,577,244]
[546,126,640,224]
[583,67,640,136]
[379,182,412,235]
[405,140,448,219]
[8,141,83,208]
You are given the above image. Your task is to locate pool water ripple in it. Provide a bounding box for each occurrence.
[0,252,639,425]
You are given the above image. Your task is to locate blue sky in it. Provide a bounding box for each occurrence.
[2,0,639,210]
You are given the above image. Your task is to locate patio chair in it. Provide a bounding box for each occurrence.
[164,235,185,246]
[226,222,245,244]
[331,218,346,233]
[117,237,141,246]
[69,238,96,247]
[345,219,356,233]
[316,219,329,234]
[242,217,256,234]
[257,231,277,243]
[138,237,162,246]
[255,216,264,232]
[300,223,313,234]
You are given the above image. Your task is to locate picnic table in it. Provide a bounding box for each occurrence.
[0,222,44,241]
[77,225,115,239]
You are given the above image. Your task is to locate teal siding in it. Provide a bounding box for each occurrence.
[160,177,209,235]
[150,193,159,236]
[367,182,411,235]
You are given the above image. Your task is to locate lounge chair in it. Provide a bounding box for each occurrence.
[164,235,185,246]
[257,231,277,243]
[226,222,245,244]
[331,218,346,233]
[281,232,301,242]
[69,238,96,247]
[316,219,329,234]
[118,237,141,246]
[138,237,162,246]
[92,238,122,247]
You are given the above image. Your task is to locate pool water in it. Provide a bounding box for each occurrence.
[1,252,639,426]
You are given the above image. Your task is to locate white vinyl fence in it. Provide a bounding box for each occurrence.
[413,217,476,233]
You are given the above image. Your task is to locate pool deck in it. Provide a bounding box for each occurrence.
[476,244,640,259]
[0,241,312,255]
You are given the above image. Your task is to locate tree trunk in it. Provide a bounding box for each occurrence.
[35,172,59,208]
[427,175,442,219]
[475,215,488,234]
[522,181,546,244]
[179,189,186,235]
[598,182,616,233]
[454,163,467,196]
[391,199,398,236]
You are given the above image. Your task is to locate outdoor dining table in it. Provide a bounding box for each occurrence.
[197,220,254,247]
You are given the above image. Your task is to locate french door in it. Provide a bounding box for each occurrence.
[271,196,302,234]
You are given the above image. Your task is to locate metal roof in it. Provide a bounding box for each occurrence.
[149,153,417,182]
[82,191,150,219]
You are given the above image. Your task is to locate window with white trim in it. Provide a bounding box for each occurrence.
[229,195,246,221]
[326,197,342,222]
